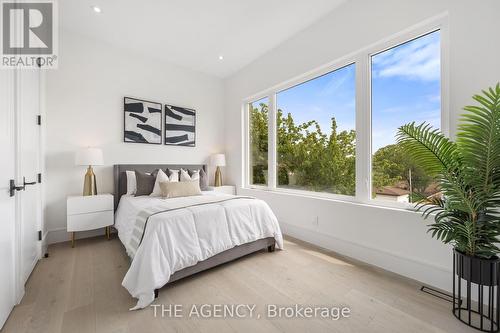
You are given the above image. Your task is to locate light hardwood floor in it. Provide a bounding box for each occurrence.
[3,235,474,333]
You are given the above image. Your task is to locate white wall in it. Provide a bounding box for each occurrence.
[224,0,500,292]
[45,29,225,244]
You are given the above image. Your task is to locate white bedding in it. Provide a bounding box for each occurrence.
[115,191,283,310]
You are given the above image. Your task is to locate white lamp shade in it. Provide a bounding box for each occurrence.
[210,153,226,167]
[75,148,103,166]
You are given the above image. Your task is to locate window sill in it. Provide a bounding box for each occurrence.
[242,186,421,214]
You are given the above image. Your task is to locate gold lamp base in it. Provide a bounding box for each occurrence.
[214,166,223,187]
[83,166,97,196]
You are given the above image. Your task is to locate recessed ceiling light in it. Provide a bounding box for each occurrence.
[92,6,102,13]
[218,55,224,60]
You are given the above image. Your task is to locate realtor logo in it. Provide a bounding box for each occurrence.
[1,0,58,68]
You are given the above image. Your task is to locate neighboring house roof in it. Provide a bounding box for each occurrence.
[426,191,443,199]
[375,186,410,197]
[423,183,441,197]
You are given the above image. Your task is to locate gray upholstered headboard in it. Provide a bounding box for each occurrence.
[113,164,207,210]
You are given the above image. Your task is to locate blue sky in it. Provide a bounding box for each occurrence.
[274,30,441,153]
[277,64,356,134]
[372,30,441,152]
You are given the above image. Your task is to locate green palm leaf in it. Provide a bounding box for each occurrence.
[396,123,477,214]
[397,84,500,259]
[457,84,500,206]
[396,122,457,176]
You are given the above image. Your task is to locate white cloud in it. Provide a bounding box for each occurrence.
[372,128,397,152]
[427,93,441,103]
[414,108,441,127]
[372,33,440,82]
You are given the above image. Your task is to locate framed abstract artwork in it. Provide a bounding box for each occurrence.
[164,104,196,147]
[123,97,162,144]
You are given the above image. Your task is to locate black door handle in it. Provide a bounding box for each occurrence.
[9,177,37,197]
[23,177,37,186]
[9,179,24,197]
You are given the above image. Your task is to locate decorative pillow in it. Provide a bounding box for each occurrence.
[200,169,209,191]
[134,170,158,196]
[193,169,209,191]
[166,168,180,182]
[160,180,201,199]
[179,168,209,190]
[150,169,177,196]
[126,170,137,195]
[181,168,199,182]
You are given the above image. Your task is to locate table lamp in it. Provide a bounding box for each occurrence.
[210,153,226,187]
[75,147,103,196]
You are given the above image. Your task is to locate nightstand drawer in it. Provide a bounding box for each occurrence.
[67,210,113,232]
[67,194,113,215]
[213,185,236,195]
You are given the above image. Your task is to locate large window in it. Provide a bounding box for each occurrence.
[249,97,269,185]
[245,23,444,208]
[276,64,356,195]
[371,30,441,203]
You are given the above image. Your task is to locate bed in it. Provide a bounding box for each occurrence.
[113,164,283,310]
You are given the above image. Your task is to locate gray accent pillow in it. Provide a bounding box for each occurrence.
[166,168,180,182]
[190,168,209,191]
[134,169,158,196]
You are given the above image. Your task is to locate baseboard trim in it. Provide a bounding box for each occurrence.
[280,221,452,293]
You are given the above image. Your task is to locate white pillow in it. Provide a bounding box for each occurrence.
[180,169,199,182]
[168,169,180,182]
[126,170,137,195]
[150,169,177,196]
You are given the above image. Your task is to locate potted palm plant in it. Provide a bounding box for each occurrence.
[397,84,500,332]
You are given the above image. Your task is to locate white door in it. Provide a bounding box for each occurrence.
[0,70,17,328]
[17,69,42,284]
[0,68,42,329]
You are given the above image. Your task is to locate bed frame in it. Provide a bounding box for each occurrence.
[113,164,276,298]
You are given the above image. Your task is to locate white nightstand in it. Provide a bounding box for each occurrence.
[67,194,114,247]
[212,185,236,195]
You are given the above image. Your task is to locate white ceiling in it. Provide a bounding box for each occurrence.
[60,0,347,78]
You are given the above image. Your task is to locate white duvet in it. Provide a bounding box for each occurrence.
[115,191,283,310]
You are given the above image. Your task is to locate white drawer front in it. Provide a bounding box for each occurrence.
[67,210,113,232]
[67,195,113,215]
[214,186,235,195]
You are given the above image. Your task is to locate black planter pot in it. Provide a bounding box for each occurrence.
[453,249,500,332]
[456,250,499,286]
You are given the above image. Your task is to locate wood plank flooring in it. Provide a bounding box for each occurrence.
[2,235,474,332]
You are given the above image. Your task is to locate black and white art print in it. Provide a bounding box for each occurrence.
[164,105,196,147]
[124,97,162,144]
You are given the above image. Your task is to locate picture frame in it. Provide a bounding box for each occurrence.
[164,104,196,147]
[123,97,162,144]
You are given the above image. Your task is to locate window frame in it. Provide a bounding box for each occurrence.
[368,29,446,208]
[243,56,357,199]
[243,14,449,210]
[246,96,271,188]
[274,61,357,198]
